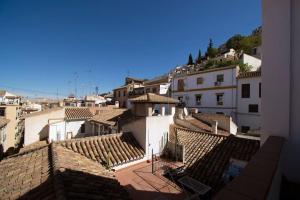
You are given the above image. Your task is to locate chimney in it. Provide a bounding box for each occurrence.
[161,106,165,116]
[148,106,153,116]
[212,120,218,134]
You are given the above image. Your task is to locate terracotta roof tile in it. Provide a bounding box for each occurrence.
[175,128,260,193]
[130,93,179,104]
[90,108,128,125]
[57,132,145,167]
[0,137,133,199]
[237,71,261,79]
[0,117,10,128]
[65,107,93,120]
[0,146,55,200]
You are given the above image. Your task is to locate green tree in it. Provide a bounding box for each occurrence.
[226,34,244,51]
[206,38,218,58]
[187,53,194,65]
[196,49,202,64]
[239,62,253,72]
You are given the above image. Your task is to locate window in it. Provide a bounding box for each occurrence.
[178,96,183,102]
[152,87,157,93]
[0,108,5,117]
[249,104,259,113]
[216,112,224,115]
[217,74,224,82]
[242,84,250,98]
[259,83,261,98]
[195,94,202,105]
[178,79,184,91]
[123,90,126,97]
[80,124,85,133]
[118,91,121,97]
[241,126,250,133]
[216,93,224,106]
[197,77,203,84]
[146,88,150,93]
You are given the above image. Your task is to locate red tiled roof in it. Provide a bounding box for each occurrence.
[90,108,128,126]
[175,128,260,193]
[57,132,145,167]
[130,93,179,104]
[65,107,93,120]
[0,134,134,199]
[0,117,10,128]
[237,71,261,79]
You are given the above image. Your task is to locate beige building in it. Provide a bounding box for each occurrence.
[113,77,145,108]
[0,117,10,157]
[0,105,23,152]
[144,75,170,96]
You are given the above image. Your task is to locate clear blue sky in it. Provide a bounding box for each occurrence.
[0,0,261,98]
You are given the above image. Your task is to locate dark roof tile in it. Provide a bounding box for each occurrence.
[175,128,260,193]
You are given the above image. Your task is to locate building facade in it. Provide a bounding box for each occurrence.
[172,66,238,117]
[0,105,23,152]
[236,71,261,133]
[113,77,145,108]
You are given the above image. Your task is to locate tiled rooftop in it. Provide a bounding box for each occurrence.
[214,136,284,200]
[90,108,128,126]
[57,132,145,167]
[0,134,136,199]
[130,93,179,104]
[237,71,261,79]
[65,107,93,120]
[175,128,260,193]
[0,146,55,200]
[0,117,10,128]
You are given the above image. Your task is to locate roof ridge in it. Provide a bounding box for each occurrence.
[175,127,227,138]
[54,133,123,144]
[50,143,67,200]
[6,144,49,159]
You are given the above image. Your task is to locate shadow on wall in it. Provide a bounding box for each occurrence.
[183,135,259,195]
[38,124,49,141]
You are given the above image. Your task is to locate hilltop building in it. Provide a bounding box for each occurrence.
[0,90,21,105]
[236,71,261,133]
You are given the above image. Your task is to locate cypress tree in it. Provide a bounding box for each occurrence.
[187,53,194,65]
[196,49,202,64]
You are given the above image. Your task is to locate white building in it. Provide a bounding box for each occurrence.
[171,53,261,122]
[122,93,178,158]
[24,107,93,146]
[241,53,261,71]
[0,90,21,105]
[172,66,238,117]
[236,71,261,133]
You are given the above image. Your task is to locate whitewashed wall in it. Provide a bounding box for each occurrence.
[122,118,147,153]
[49,121,65,142]
[172,67,238,116]
[242,53,261,71]
[24,109,64,146]
[49,120,86,142]
[237,76,261,131]
[262,0,300,182]
[146,115,173,157]
[122,114,174,159]
[66,120,86,138]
